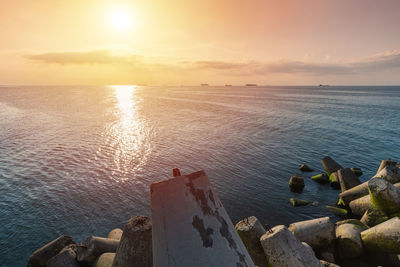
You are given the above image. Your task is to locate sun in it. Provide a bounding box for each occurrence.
[109,8,133,32]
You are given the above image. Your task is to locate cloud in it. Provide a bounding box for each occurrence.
[25,49,400,76]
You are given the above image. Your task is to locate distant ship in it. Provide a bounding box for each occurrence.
[246,84,257,86]
[200,83,209,86]
[318,84,330,87]
[225,84,232,87]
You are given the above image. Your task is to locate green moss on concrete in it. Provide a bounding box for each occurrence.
[290,198,312,207]
[326,206,348,218]
[329,173,340,189]
[369,191,400,215]
[361,231,400,254]
[337,197,346,207]
[311,174,329,184]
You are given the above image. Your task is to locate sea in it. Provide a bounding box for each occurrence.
[0,85,399,266]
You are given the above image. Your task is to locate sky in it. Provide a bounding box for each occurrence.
[1,0,400,85]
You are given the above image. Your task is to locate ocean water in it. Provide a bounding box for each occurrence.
[0,85,399,266]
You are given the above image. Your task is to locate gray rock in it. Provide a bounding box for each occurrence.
[27,235,75,267]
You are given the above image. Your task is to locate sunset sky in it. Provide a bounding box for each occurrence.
[1,0,400,85]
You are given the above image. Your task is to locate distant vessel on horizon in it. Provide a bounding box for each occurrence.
[225,84,232,87]
[200,83,209,86]
[246,84,257,86]
[318,84,330,87]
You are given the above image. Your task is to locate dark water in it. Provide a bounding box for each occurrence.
[0,85,399,266]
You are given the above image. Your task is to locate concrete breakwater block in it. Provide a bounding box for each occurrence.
[288,216,335,251]
[360,208,389,227]
[260,225,323,267]
[311,173,329,184]
[337,168,361,192]
[374,164,400,184]
[235,216,269,267]
[112,216,152,267]
[27,235,75,267]
[46,244,81,267]
[376,159,397,176]
[349,195,373,217]
[77,236,119,264]
[361,217,400,254]
[368,177,400,215]
[339,182,369,206]
[328,172,340,189]
[335,220,368,259]
[95,253,115,267]
[289,174,305,192]
[151,170,255,267]
[107,228,123,241]
[321,156,342,176]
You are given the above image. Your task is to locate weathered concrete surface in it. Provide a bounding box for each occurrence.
[376,160,397,176]
[360,208,389,227]
[336,221,367,259]
[368,177,400,215]
[299,164,314,172]
[27,235,75,267]
[95,253,115,267]
[289,174,304,192]
[151,170,255,267]
[112,216,152,267]
[328,172,340,189]
[46,245,81,267]
[374,164,400,184]
[326,206,348,218]
[339,182,369,206]
[288,217,335,251]
[321,156,342,176]
[290,198,312,206]
[260,225,322,267]
[107,229,123,241]
[337,168,361,192]
[77,236,119,264]
[349,195,373,217]
[350,167,363,176]
[311,174,329,184]
[361,217,400,254]
[235,216,269,267]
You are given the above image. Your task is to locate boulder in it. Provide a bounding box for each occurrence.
[288,217,335,251]
[328,172,340,189]
[335,221,368,259]
[326,206,348,218]
[235,216,269,267]
[290,198,312,207]
[350,167,363,176]
[321,156,342,176]
[299,164,314,172]
[368,177,400,214]
[46,244,81,267]
[95,253,115,267]
[361,217,400,254]
[289,174,305,192]
[77,236,119,264]
[360,208,389,227]
[311,174,330,184]
[337,168,361,192]
[339,182,369,206]
[260,225,322,267]
[112,216,152,267]
[27,235,75,267]
[349,195,373,217]
[107,229,123,241]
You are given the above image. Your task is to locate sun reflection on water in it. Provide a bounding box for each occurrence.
[102,85,150,181]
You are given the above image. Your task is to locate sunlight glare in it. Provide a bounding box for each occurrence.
[109,8,133,32]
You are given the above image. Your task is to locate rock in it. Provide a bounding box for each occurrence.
[319,260,340,267]
[112,216,152,267]
[335,221,368,259]
[360,217,400,254]
[95,253,115,267]
[27,235,75,267]
[107,229,123,241]
[311,174,330,184]
[326,206,348,218]
[328,172,341,189]
[339,182,369,206]
[376,159,397,175]
[77,236,119,264]
[288,217,335,251]
[260,225,322,267]
[337,168,361,192]
[350,167,363,176]
[235,216,269,267]
[321,156,342,176]
[368,177,400,215]
[360,208,389,227]
[290,198,312,207]
[374,164,400,184]
[349,195,373,217]
[151,170,255,267]
[46,245,81,267]
[289,174,305,192]
[299,164,314,172]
